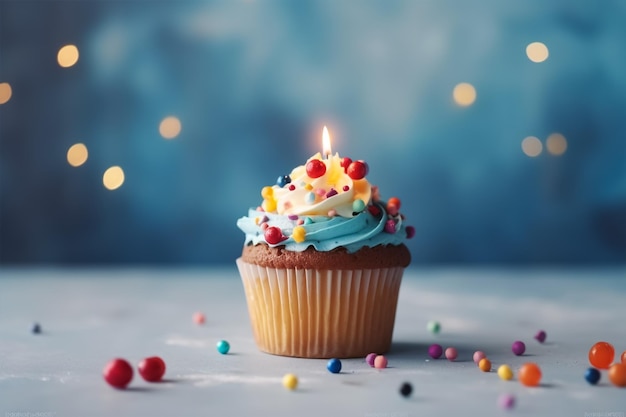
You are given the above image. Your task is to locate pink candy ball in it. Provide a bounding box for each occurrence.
[365,353,377,367]
[193,312,206,325]
[498,394,516,410]
[374,355,388,369]
[445,347,458,361]
[473,351,486,364]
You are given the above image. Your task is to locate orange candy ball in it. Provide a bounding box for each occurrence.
[608,363,626,387]
[621,350,626,364]
[588,341,615,369]
[518,362,542,387]
[478,358,491,372]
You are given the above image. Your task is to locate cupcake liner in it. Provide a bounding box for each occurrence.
[236,258,404,358]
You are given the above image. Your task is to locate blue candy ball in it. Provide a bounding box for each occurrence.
[216,340,230,355]
[585,367,601,385]
[277,175,291,187]
[327,358,342,374]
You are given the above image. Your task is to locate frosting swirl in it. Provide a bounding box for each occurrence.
[237,152,414,253]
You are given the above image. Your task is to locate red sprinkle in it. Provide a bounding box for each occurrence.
[288,184,296,191]
[342,185,350,192]
[326,188,338,198]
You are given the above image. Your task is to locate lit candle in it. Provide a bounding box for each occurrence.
[322,126,332,159]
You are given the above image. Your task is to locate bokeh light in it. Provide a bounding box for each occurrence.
[546,133,567,156]
[521,136,543,157]
[103,166,125,190]
[159,116,182,139]
[57,44,79,68]
[0,82,12,104]
[453,83,477,107]
[66,143,88,167]
[526,42,549,63]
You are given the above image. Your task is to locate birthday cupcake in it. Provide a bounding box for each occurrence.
[236,127,413,359]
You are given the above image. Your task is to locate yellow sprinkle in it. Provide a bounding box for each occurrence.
[292,226,306,243]
[282,373,298,390]
[304,183,313,191]
[497,364,514,381]
[261,186,274,199]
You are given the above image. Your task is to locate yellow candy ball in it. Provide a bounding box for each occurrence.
[262,198,277,213]
[261,186,274,199]
[497,364,514,380]
[478,358,492,372]
[292,226,306,243]
[282,373,298,390]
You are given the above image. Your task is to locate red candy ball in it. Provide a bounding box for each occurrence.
[347,160,368,180]
[138,356,166,382]
[306,159,326,178]
[340,157,352,172]
[387,197,401,210]
[589,341,615,369]
[103,358,133,389]
[264,226,286,245]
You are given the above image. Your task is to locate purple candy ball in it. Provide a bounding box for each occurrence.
[428,343,443,359]
[534,330,547,343]
[512,340,526,356]
[498,394,516,410]
[365,353,377,367]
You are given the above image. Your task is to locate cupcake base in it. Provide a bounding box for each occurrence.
[236,258,404,358]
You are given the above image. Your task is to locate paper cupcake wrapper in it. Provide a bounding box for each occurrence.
[236,258,404,358]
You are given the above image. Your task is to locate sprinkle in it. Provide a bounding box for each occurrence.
[399,382,413,398]
[406,226,415,239]
[365,353,377,367]
[254,217,261,225]
[326,188,338,198]
[288,184,296,191]
[288,214,299,220]
[368,205,381,216]
[304,183,313,191]
[473,351,486,364]
[478,358,491,372]
[534,330,547,343]
[297,219,304,225]
[498,365,514,381]
[584,367,601,385]
[326,358,342,374]
[352,199,365,213]
[518,362,542,387]
[260,223,268,231]
[283,201,292,210]
[328,209,337,217]
[292,226,306,243]
[374,355,388,369]
[304,217,313,225]
[445,347,458,361]
[216,340,230,354]
[387,204,399,216]
[282,373,298,390]
[427,320,441,334]
[428,344,443,359]
[305,192,316,205]
[512,340,526,356]
[315,188,326,196]
[384,219,396,233]
[498,394,515,410]
[342,185,350,192]
[192,312,205,325]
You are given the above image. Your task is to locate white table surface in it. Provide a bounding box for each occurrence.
[1,267,625,417]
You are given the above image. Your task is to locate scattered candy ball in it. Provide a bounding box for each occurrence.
[427,320,441,334]
[282,373,298,390]
[498,393,516,410]
[327,358,342,374]
[512,340,526,356]
[305,159,326,179]
[608,363,626,387]
[473,351,486,364]
[588,341,615,369]
[365,353,377,367]
[399,382,413,397]
[216,340,230,354]
[192,312,205,325]
[264,226,286,245]
[622,350,626,364]
[374,355,388,369]
[31,322,41,334]
[103,358,133,389]
[518,362,542,387]
[584,367,601,385]
[138,356,166,382]
[478,358,492,372]
[497,364,514,381]
[534,330,547,343]
[445,347,458,361]
[428,344,443,359]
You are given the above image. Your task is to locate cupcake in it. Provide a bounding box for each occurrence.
[236,128,413,358]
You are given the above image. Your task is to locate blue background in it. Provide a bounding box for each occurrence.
[1,0,625,265]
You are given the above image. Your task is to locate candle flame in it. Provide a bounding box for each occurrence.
[322,126,332,158]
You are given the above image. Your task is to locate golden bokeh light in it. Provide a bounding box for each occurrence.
[453,83,477,107]
[67,143,88,167]
[0,82,12,105]
[57,44,80,68]
[546,133,567,156]
[159,116,182,139]
[526,42,549,63]
[521,136,543,157]
[103,166,125,190]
